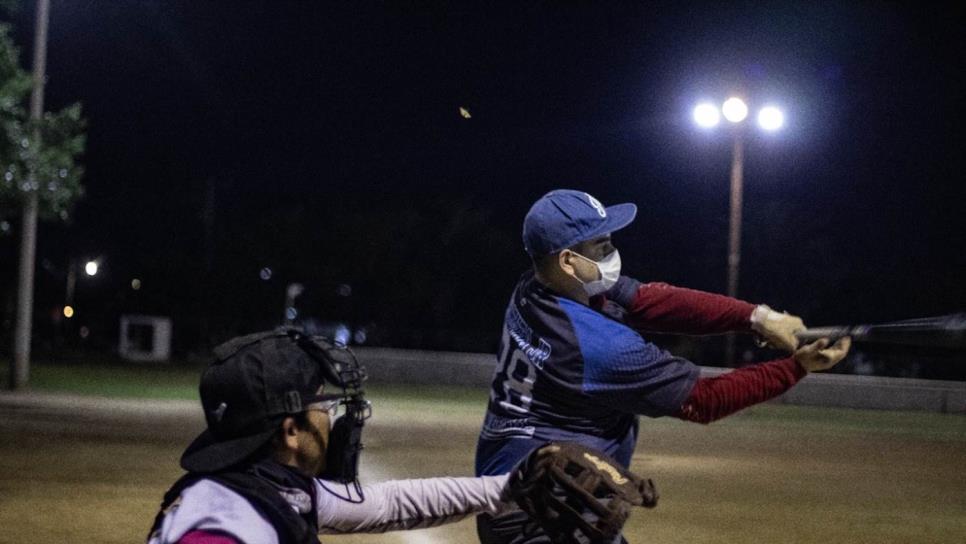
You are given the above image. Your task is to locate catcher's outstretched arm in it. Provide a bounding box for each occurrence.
[315,474,512,534]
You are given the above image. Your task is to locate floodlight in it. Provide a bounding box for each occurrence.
[722,97,748,123]
[757,106,784,131]
[693,103,721,128]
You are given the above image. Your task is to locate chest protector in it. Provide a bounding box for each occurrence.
[148,465,319,544]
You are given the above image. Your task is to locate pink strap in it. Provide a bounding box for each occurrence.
[178,529,242,544]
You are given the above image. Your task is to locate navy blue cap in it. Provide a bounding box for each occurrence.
[522,189,637,256]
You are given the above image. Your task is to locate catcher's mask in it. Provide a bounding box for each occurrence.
[180,328,370,484]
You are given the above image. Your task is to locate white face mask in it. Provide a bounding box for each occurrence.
[569,249,621,296]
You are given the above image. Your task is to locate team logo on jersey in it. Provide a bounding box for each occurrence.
[507,305,551,369]
[586,193,606,218]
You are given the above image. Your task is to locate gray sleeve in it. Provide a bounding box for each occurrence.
[315,474,512,534]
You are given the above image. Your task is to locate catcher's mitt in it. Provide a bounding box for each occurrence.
[508,442,658,544]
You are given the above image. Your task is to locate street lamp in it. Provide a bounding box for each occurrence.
[65,257,102,316]
[693,96,785,364]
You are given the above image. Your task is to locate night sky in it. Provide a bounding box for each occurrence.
[1,2,964,357]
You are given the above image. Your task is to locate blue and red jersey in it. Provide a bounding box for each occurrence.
[476,271,803,476]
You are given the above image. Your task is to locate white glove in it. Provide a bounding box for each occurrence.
[750,305,806,353]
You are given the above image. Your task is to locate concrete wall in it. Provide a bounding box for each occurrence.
[353,347,966,414]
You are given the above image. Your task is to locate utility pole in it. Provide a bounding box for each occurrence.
[11,0,50,389]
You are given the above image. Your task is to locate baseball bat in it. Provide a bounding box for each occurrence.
[794,313,966,350]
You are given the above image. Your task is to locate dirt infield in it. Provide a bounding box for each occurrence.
[1,390,964,543]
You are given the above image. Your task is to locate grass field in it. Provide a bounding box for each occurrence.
[0,356,203,399]
[1,360,965,543]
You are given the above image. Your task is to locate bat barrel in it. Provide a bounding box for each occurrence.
[795,326,861,343]
[795,313,966,349]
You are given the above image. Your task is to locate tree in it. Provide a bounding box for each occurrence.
[0,23,31,219]
[0,26,83,221]
[0,3,86,389]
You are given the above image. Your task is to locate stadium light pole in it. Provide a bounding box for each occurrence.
[693,97,784,365]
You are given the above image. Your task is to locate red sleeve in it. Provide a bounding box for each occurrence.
[178,530,242,544]
[675,357,806,424]
[622,282,757,335]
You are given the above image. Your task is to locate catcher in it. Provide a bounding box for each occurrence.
[475,189,851,543]
[147,329,650,544]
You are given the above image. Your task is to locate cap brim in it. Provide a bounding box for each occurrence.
[576,202,637,245]
[180,426,278,473]
[602,203,637,234]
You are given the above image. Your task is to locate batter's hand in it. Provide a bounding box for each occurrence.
[751,305,806,352]
[794,337,852,372]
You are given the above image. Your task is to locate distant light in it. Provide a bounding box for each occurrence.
[79,326,90,339]
[260,267,272,281]
[286,283,305,299]
[131,278,142,290]
[459,107,472,119]
[757,106,785,131]
[63,305,74,318]
[84,261,98,276]
[0,220,9,233]
[353,329,368,345]
[334,324,351,346]
[693,103,720,128]
[336,283,352,297]
[285,307,298,321]
[722,97,748,123]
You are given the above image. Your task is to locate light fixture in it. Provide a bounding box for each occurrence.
[693,103,721,128]
[722,97,749,123]
[757,106,785,131]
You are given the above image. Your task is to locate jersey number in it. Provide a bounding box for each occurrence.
[491,327,536,415]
